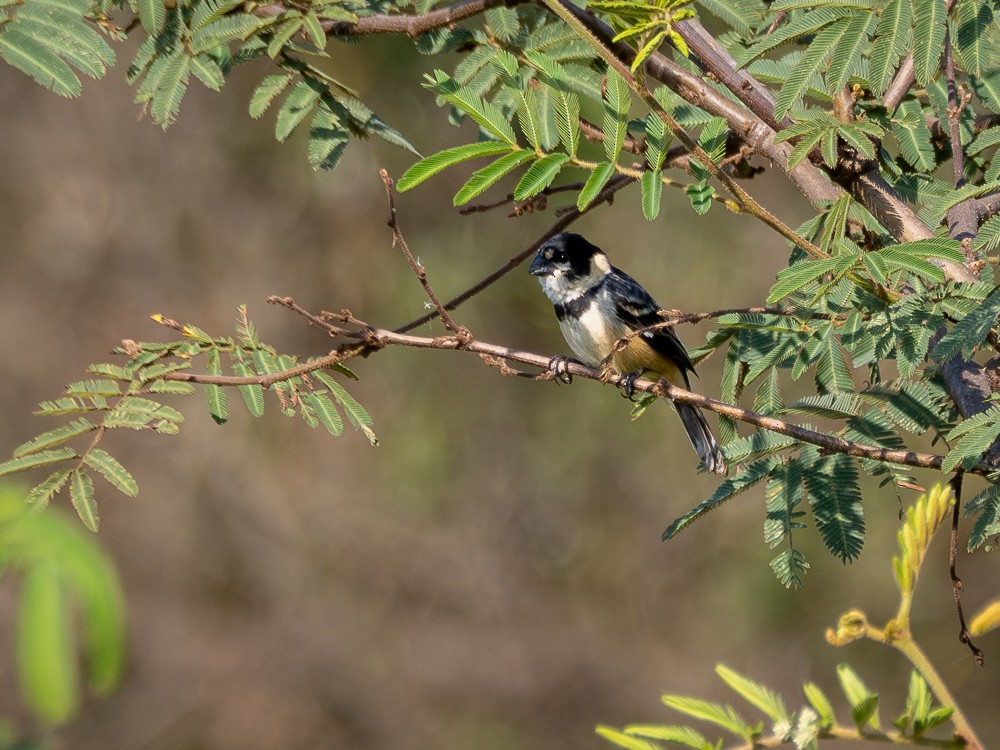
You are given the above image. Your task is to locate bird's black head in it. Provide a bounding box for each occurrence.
[528,232,606,280]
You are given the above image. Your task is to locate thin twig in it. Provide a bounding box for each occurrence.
[944,27,965,190]
[380,169,469,339]
[394,173,635,334]
[948,473,985,666]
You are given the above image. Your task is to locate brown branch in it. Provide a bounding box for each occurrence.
[948,473,986,666]
[380,169,470,339]
[161,297,1000,478]
[253,0,527,37]
[944,27,966,191]
[394,173,635,334]
[883,53,915,114]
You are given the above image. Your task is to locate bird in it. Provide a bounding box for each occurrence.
[528,232,726,475]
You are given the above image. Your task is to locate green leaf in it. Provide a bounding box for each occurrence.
[249,73,293,119]
[231,355,265,417]
[13,419,96,458]
[767,255,856,303]
[806,455,865,561]
[774,17,849,120]
[83,448,138,497]
[715,665,788,722]
[0,28,81,97]
[303,11,326,49]
[16,562,79,724]
[965,484,1000,551]
[825,8,874,93]
[452,149,534,205]
[576,161,616,210]
[274,78,321,141]
[595,726,659,750]
[869,0,910,95]
[837,664,879,729]
[912,0,945,85]
[513,152,571,200]
[135,0,166,34]
[267,15,303,59]
[685,180,714,215]
[149,51,191,128]
[554,88,581,156]
[205,348,228,425]
[803,682,836,729]
[623,724,710,750]
[0,447,78,478]
[641,170,663,220]
[663,458,777,540]
[70,468,99,532]
[603,68,631,163]
[892,99,935,172]
[932,284,1000,362]
[26,469,72,508]
[190,53,224,91]
[661,695,752,739]
[306,392,344,436]
[425,70,517,146]
[314,370,378,446]
[955,0,994,76]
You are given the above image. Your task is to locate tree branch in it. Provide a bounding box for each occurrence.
[161,297,999,479]
[253,0,526,37]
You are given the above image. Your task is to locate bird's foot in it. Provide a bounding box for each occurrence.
[619,369,646,400]
[548,355,579,385]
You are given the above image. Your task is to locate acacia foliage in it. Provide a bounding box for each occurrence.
[1,0,1000,587]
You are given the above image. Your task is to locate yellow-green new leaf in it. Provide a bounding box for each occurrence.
[716,665,788,722]
[16,562,79,725]
[969,598,1000,637]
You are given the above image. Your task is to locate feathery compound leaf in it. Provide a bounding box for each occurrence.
[970,597,1000,634]
[274,79,322,141]
[595,726,660,750]
[942,406,1000,472]
[554,89,581,157]
[767,255,857,303]
[83,448,138,497]
[715,665,788,722]
[803,683,836,729]
[912,0,945,85]
[641,170,663,221]
[836,664,880,730]
[0,447,78,478]
[313,370,378,446]
[305,392,344,436]
[661,695,752,739]
[69,468,98,531]
[577,161,616,210]
[230,355,265,417]
[249,73,293,119]
[892,99,934,172]
[739,7,851,65]
[805,454,865,561]
[204,348,228,425]
[825,8,874,93]
[932,284,1000,362]
[0,28,81,97]
[513,153,571,200]
[621,724,710,750]
[894,484,954,592]
[424,70,517,146]
[964,483,1000,551]
[452,149,533,205]
[774,18,850,120]
[869,0,910,95]
[149,51,191,128]
[954,0,994,77]
[603,68,631,163]
[663,458,777,540]
[134,0,166,34]
[26,469,72,508]
[13,419,96,458]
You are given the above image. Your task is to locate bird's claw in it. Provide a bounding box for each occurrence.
[548,356,576,385]
[620,369,645,400]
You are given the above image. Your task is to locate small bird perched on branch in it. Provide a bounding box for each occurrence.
[529,232,726,475]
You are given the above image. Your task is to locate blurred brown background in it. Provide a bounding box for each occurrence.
[0,34,997,750]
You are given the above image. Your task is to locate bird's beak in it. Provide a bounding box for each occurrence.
[528,253,552,277]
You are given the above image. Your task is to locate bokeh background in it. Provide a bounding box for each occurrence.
[0,30,997,750]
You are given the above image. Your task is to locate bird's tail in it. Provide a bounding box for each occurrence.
[675,402,726,475]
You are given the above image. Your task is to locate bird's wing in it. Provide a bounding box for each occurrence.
[604,270,696,376]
